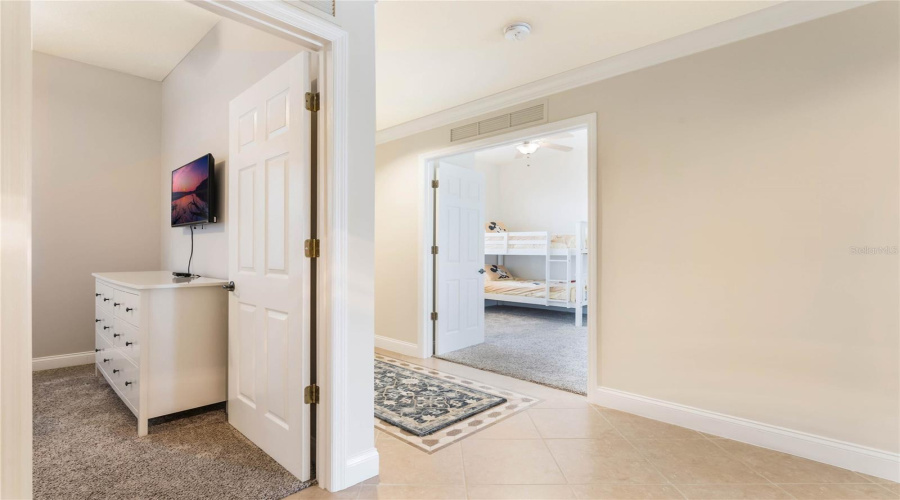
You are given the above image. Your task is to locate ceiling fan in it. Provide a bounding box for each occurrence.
[514,133,574,160]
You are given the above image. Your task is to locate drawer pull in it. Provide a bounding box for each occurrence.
[125,342,133,346]
[113,302,121,307]
[112,369,120,374]
[125,381,133,387]
[103,298,110,302]
[103,326,111,330]
[95,348,101,352]
[125,307,134,312]
[113,333,121,338]
[95,293,101,297]
[103,358,111,363]
[95,319,101,323]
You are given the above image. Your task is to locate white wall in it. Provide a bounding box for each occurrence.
[159,18,303,279]
[32,52,161,358]
[447,132,589,279]
[375,2,899,455]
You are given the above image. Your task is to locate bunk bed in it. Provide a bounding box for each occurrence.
[484,221,588,326]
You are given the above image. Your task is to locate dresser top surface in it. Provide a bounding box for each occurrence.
[93,271,229,290]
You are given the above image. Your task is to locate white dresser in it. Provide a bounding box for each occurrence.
[92,271,228,436]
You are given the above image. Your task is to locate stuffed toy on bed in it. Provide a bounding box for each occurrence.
[484,264,513,280]
[485,221,508,233]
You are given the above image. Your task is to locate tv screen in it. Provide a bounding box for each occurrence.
[171,154,215,227]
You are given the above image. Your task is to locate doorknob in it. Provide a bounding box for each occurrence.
[478,268,486,274]
[222,281,236,292]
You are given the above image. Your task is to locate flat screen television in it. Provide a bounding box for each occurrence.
[171,154,216,227]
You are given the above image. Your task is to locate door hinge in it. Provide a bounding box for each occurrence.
[304,384,320,404]
[431,245,439,255]
[304,238,320,258]
[431,179,439,188]
[430,311,438,321]
[305,92,320,112]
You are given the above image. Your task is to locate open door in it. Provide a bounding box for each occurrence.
[226,52,312,480]
[434,162,486,355]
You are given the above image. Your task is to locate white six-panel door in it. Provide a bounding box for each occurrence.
[435,162,486,355]
[227,53,311,480]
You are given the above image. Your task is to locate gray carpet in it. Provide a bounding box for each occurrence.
[436,306,587,395]
[34,365,311,500]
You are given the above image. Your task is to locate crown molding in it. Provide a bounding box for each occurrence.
[375,0,872,146]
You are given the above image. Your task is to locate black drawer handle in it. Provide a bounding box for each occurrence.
[103,358,111,363]
[95,319,101,323]
[112,369,120,374]
[103,326,111,330]
[95,348,101,352]
[113,302,121,307]
[95,293,101,297]
[113,333,121,338]
[125,381,133,387]
[103,298,110,302]
[125,342,133,347]
[125,307,133,312]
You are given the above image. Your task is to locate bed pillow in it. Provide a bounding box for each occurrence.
[484,264,513,281]
[485,221,507,233]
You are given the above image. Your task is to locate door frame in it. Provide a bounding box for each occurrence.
[417,114,599,395]
[0,0,359,494]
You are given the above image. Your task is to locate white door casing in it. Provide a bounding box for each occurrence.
[435,162,485,355]
[227,52,311,480]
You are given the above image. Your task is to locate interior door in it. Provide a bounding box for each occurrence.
[435,162,486,355]
[227,52,311,480]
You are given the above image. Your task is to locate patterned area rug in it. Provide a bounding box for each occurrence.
[375,359,507,436]
[374,355,541,453]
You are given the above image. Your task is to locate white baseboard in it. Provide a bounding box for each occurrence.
[344,448,379,487]
[32,351,94,371]
[374,335,421,358]
[591,387,900,482]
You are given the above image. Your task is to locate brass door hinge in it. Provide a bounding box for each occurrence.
[430,311,438,321]
[431,245,439,255]
[304,384,320,404]
[305,92,320,112]
[431,179,439,188]
[304,238,320,258]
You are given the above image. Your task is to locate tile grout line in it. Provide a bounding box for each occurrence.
[522,409,577,496]
[704,436,798,499]
[588,403,688,500]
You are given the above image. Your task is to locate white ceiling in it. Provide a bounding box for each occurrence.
[32,1,220,81]
[447,128,588,169]
[376,1,779,131]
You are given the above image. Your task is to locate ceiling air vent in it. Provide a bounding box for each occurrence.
[449,103,546,142]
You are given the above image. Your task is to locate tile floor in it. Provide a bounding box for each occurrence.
[287,350,899,500]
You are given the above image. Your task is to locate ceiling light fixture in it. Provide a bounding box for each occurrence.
[516,141,540,155]
[504,22,532,42]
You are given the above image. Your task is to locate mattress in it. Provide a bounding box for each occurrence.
[484,278,586,302]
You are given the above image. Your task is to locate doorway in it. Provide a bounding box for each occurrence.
[420,115,598,396]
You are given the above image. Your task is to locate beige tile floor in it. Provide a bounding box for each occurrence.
[287,350,899,500]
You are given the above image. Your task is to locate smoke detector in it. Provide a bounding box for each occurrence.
[504,22,532,42]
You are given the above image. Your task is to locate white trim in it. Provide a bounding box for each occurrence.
[591,387,900,483]
[417,114,598,397]
[32,352,94,372]
[0,1,33,497]
[343,448,380,487]
[375,0,871,145]
[374,336,420,358]
[189,1,361,491]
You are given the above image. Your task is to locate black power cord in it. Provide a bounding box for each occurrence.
[173,225,201,279]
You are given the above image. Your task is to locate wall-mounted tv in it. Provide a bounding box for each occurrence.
[171,154,216,227]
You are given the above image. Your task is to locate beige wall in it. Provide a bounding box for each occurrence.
[32,53,162,358]
[375,2,899,453]
[159,18,302,279]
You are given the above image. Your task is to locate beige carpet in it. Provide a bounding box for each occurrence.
[34,365,311,500]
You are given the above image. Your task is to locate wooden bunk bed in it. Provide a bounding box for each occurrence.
[484,221,588,326]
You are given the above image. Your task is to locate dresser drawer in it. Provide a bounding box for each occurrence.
[112,317,141,366]
[95,310,113,345]
[96,281,114,313]
[95,332,115,374]
[115,357,140,413]
[113,288,141,326]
